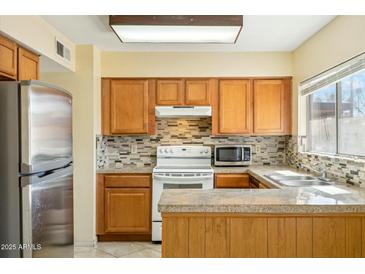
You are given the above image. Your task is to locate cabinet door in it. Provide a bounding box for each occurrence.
[218,80,253,134]
[253,79,291,134]
[0,35,17,79]
[215,174,250,188]
[104,188,151,233]
[156,79,183,105]
[185,80,211,105]
[18,47,39,80]
[110,79,149,134]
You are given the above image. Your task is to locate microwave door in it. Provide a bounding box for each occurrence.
[217,147,243,161]
[20,82,72,174]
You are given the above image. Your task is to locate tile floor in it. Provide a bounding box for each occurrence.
[74,241,161,258]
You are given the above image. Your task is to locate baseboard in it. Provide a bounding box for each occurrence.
[97,234,151,242]
[74,239,96,247]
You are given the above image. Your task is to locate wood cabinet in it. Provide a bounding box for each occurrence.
[156,79,184,105]
[214,80,253,135]
[104,188,151,233]
[97,174,152,240]
[185,79,211,105]
[0,34,17,79]
[156,79,211,106]
[215,173,250,188]
[212,78,291,136]
[0,34,39,81]
[101,79,156,135]
[17,47,39,80]
[162,213,365,258]
[253,79,291,134]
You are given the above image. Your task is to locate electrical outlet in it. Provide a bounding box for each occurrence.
[256,145,261,153]
[130,144,138,154]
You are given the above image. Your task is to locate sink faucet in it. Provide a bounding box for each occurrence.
[297,163,329,181]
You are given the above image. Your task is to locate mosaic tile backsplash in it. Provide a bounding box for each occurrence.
[286,137,365,188]
[96,118,289,169]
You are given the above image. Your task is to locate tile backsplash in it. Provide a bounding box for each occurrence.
[286,136,365,187]
[96,118,289,169]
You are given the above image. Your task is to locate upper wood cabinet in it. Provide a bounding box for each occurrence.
[17,47,39,81]
[156,79,184,105]
[215,79,253,135]
[253,79,291,135]
[0,34,17,79]
[156,79,212,106]
[101,79,156,135]
[185,79,211,105]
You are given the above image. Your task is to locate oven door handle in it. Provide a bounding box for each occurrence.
[153,174,213,181]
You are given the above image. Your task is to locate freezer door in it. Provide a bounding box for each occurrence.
[20,81,72,174]
[21,165,73,258]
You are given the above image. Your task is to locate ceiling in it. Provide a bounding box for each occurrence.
[42,15,336,52]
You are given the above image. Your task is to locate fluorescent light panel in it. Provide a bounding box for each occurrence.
[111,25,241,43]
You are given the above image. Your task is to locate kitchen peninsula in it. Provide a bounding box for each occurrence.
[159,166,365,258]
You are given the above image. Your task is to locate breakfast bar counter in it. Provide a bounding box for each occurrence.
[158,166,365,258]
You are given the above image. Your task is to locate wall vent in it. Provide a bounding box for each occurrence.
[56,39,71,62]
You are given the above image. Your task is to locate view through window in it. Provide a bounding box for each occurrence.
[307,69,365,157]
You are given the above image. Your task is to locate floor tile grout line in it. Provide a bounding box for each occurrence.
[116,247,157,258]
[96,244,147,258]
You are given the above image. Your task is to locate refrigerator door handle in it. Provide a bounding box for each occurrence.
[20,165,73,188]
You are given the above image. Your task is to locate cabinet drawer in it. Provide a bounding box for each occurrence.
[215,174,250,188]
[104,174,151,188]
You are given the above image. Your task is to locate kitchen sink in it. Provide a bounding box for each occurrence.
[277,180,331,187]
[265,172,333,187]
[268,175,317,181]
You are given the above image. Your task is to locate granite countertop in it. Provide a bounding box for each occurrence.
[97,166,154,174]
[159,165,365,214]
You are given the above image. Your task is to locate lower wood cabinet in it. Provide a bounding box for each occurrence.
[104,188,151,233]
[97,173,152,241]
[162,214,365,258]
[215,173,250,188]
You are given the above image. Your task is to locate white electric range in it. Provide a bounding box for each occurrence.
[152,145,214,241]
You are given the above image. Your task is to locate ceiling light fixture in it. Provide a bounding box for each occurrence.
[109,15,243,44]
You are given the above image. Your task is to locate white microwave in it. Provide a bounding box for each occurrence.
[214,145,252,166]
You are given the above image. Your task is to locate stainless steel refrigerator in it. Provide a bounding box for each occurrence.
[0,81,73,258]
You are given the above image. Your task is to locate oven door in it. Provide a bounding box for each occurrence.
[215,146,244,166]
[152,173,213,221]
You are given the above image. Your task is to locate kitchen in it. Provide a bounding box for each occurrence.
[1,8,365,268]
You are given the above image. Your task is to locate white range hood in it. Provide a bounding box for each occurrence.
[155,106,212,118]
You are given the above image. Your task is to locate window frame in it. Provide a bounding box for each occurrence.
[304,72,365,158]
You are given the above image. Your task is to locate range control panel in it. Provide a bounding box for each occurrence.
[156,145,211,158]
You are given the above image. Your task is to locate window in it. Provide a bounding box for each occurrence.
[338,70,365,155]
[305,69,365,157]
[307,84,337,154]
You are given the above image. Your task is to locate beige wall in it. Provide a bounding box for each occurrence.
[101,52,293,77]
[41,45,101,246]
[0,15,75,71]
[292,16,365,134]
